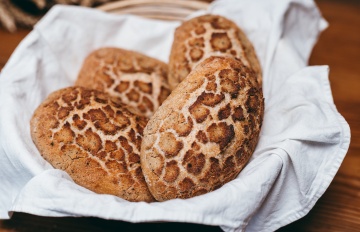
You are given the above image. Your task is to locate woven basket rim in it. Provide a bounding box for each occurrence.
[97,0,210,21]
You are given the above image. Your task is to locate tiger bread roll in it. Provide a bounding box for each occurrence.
[141,56,264,201]
[169,14,262,90]
[30,86,155,202]
[76,47,171,118]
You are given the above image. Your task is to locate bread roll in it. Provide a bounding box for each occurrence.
[76,47,171,118]
[169,14,262,90]
[141,56,264,201]
[30,86,155,202]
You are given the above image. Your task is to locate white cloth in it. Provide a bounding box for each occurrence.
[0,0,350,231]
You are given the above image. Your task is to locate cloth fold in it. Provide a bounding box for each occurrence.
[0,0,350,231]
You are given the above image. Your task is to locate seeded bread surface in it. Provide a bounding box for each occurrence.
[141,56,264,201]
[30,86,155,202]
[76,47,171,118]
[168,14,262,90]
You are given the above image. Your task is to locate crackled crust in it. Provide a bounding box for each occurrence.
[169,14,262,90]
[30,87,155,202]
[76,47,171,118]
[141,57,264,201]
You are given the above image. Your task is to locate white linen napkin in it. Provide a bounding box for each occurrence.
[0,0,350,231]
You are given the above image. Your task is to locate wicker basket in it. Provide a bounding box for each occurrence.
[96,0,210,21]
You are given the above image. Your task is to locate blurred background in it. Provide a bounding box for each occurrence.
[0,0,143,32]
[0,0,110,32]
[0,0,213,32]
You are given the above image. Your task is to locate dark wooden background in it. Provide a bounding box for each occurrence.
[0,0,359,231]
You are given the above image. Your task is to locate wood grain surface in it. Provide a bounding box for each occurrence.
[0,0,359,231]
[279,0,360,231]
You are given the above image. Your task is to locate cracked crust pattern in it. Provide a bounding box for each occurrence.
[30,87,155,202]
[169,14,262,90]
[141,57,264,201]
[76,47,171,118]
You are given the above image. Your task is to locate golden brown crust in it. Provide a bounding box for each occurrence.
[141,56,264,201]
[168,14,262,90]
[76,47,171,118]
[30,86,155,202]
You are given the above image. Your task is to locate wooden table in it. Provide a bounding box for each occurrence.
[0,0,359,231]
